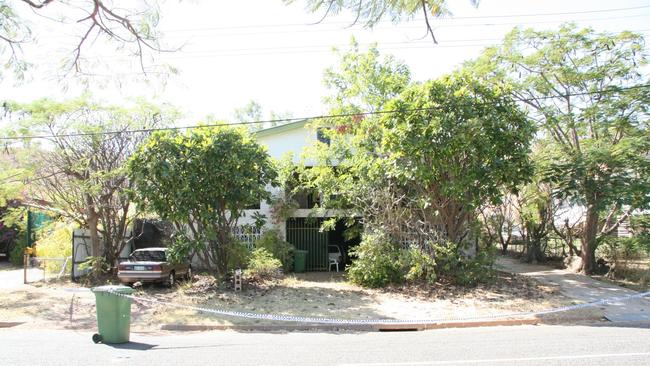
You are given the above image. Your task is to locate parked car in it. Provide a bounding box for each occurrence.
[117,247,191,287]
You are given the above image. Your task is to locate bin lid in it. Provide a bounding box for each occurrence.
[294,249,308,254]
[91,285,134,295]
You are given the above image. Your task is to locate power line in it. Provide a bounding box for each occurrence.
[2,85,648,141]
[85,29,650,61]
[156,5,650,33]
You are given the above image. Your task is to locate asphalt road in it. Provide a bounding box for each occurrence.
[2,324,649,366]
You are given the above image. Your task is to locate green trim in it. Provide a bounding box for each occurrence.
[254,119,310,138]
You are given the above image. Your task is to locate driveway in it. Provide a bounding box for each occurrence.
[0,261,43,289]
[496,256,650,322]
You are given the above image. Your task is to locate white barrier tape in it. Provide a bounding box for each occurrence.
[107,289,650,325]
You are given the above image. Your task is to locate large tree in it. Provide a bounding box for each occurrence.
[308,44,534,251]
[127,127,277,275]
[472,25,650,274]
[1,98,173,266]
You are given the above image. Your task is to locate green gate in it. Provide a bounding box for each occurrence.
[286,218,328,271]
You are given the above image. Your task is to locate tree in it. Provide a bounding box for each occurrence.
[472,24,650,274]
[0,0,170,80]
[232,100,294,131]
[285,0,479,43]
[377,73,535,245]
[1,97,173,266]
[127,127,277,275]
[479,192,517,254]
[309,43,534,249]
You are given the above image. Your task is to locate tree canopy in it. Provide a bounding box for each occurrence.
[1,97,175,264]
[128,126,277,274]
[285,0,479,43]
[471,24,650,273]
[0,0,169,81]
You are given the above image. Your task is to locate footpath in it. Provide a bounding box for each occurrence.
[496,256,650,323]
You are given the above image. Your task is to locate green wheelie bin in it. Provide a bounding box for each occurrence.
[91,285,134,344]
[294,249,308,273]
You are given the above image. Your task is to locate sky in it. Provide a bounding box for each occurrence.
[1,0,649,125]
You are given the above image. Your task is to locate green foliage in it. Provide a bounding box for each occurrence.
[472,24,650,272]
[166,233,195,265]
[128,126,277,275]
[245,248,282,281]
[254,230,294,272]
[3,97,175,267]
[78,256,111,279]
[33,221,74,272]
[402,247,437,284]
[228,242,252,271]
[348,231,493,288]
[9,234,28,266]
[308,44,535,253]
[347,231,403,288]
[433,243,496,286]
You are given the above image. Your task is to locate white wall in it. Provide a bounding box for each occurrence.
[256,125,317,164]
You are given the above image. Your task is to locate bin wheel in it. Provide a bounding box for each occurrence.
[92,333,102,344]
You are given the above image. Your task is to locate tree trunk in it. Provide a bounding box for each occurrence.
[524,239,544,263]
[87,214,100,258]
[580,203,599,274]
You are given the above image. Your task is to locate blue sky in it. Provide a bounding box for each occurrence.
[1,0,649,125]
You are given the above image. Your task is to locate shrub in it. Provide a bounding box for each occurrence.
[228,241,251,271]
[347,231,403,288]
[33,221,74,272]
[254,229,294,272]
[433,242,496,286]
[245,248,282,281]
[402,247,437,284]
[9,234,28,266]
[79,256,111,280]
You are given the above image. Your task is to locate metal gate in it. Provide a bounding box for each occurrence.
[286,218,328,271]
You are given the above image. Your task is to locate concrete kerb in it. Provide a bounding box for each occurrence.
[160,318,548,333]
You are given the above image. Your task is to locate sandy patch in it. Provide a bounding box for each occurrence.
[0,271,604,331]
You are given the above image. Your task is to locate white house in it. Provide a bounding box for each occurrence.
[236,120,359,271]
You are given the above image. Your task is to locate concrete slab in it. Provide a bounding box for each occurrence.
[497,256,650,324]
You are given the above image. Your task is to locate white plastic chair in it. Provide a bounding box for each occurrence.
[328,245,342,272]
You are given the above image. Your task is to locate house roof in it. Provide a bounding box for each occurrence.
[253,119,310,138]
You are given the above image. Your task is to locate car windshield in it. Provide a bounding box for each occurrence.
[131,250,166,262]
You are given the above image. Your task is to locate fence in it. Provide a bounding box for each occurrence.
[504,235,573,259]
[232,226,262,250]
[23,254,72,284]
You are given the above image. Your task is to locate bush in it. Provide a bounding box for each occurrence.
[402,247,437,284]
[347,231,403,288]
[33,221,74,272]
[348,231,496,288]
[433,242,496,286]
[228,241,252,271]
[9,234,28,266]
[245,248,282,281]
[254,229,294,272]
[78,256,111,281]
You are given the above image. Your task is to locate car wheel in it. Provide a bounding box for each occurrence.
[186,266,193,282]
[166,271,175,287]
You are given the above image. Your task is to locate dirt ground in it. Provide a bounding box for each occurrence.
[0,262,605,331]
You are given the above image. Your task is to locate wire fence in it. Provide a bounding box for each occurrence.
[23,255,72,284]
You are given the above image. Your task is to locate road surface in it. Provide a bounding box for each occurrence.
[1,324,649,366]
